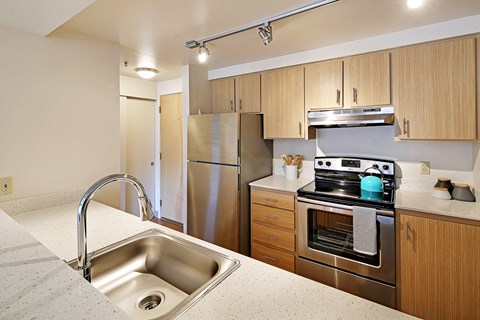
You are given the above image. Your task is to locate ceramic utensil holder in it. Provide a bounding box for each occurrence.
[284,164,298,180]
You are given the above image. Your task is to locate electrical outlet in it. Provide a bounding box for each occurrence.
[420,161,430,175]
[0,177,13,195]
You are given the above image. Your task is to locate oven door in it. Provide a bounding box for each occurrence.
[297,197,395,285]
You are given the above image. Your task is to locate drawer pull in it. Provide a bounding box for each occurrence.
[264,255,278,262]
[266,214,279,220]
[265,235,278,241]
[264,197,278,203]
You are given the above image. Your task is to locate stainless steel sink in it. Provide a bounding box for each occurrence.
[68,229,240,319]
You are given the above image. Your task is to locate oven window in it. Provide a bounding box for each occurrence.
[307,209,380,266]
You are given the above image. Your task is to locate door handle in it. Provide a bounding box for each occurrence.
[239,99,242,110]
[336,89,341,105]
[299,122,302,137]
[353,88,358,104]
[229,100,234,111]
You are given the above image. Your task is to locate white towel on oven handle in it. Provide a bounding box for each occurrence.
[352,206,378,256]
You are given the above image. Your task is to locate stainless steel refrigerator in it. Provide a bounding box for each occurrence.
[187,113,273,255]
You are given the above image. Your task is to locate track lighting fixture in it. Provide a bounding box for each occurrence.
[135,67,158,79]
[258,23,273,45]
[198,43,210,63]
[185,0,339,59]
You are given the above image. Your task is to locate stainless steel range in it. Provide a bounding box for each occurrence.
[297,156,396,308]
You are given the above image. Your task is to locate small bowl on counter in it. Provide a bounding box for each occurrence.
[452,183,476,202]
[431,187,452,200]
[434,178,454,194]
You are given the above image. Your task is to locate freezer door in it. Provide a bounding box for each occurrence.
[187,113,239,165]
[187,161,239,252]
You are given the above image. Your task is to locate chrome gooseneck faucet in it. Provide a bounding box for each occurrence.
[77,174,154,281]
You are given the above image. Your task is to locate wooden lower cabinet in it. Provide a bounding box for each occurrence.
[250,187,296,273]
[251,242,295,273]
[398,211,480,319]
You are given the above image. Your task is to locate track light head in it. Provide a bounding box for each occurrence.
[258,23,272,45]
[198,43,210,63]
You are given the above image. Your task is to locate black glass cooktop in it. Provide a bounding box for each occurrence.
[298,180,395,210]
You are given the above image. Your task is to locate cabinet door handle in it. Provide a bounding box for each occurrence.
[353,88,358,104]
[403,118,410,137]
[263,197,278,203]
[406,222,409,241]
[265,235,278,241]
[336,89,341,105]
[229,100,234,111]
[239,99,242,110]
[299,122,302,137]
[266,214,279,220]
[264,255,278,262]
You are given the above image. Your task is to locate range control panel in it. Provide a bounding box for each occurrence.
[315,157,395,176]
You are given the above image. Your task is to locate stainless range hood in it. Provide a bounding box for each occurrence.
[308,106,395,128]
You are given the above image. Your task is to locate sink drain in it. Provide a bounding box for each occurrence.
[137,292,165,311]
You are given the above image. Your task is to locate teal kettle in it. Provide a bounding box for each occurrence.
[359,167,384,201]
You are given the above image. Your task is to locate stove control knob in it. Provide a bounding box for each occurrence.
[382,164,390,171]
[326,161,331,167]
[318,161,324,166]
[372,164,379,169]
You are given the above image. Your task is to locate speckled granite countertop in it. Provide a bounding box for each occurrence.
[249,175,313,193]
[396,189,480,222]
[0,198,414,319]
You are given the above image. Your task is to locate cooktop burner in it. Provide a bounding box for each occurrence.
[297,156,396,210]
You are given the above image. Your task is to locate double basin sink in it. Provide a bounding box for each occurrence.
[68,229,240,319]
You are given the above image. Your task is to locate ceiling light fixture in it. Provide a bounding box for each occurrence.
[185,0,339,57]
[198,42,210,63]
[407,0,423,9]
[258,23,273,45]
[135,67,158,79]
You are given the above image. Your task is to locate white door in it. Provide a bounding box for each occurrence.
[125,97,155,216]
[160,93,183,222]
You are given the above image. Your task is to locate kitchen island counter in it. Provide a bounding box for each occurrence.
[1,198,414,319]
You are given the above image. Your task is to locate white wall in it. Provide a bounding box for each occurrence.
[209,14,480,191]
[0,26,121,205]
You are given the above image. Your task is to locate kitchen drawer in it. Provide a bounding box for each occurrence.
[252,223,294,252]
[251,203,294,230]
[251,189,295,211]
[251,242,295,272]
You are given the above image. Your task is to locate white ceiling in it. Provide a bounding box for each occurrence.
[2,0,480,81]
[0,0,94,36]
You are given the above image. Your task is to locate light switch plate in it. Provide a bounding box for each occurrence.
[0,176,13,195]
[420,161,430,175]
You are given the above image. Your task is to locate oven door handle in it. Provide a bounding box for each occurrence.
[297,196,394,217]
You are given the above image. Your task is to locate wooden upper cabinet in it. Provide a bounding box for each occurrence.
[210,74,261,113]
[346,51,391,107]
[305,52,390,110]
[235,74,261,113]
[261,66,305,139]
[395,37,476,140]
[305,59,343,110]
[399,213,480,319]
[210,78,235,113]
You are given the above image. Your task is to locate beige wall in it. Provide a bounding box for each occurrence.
[0,26,121,205]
